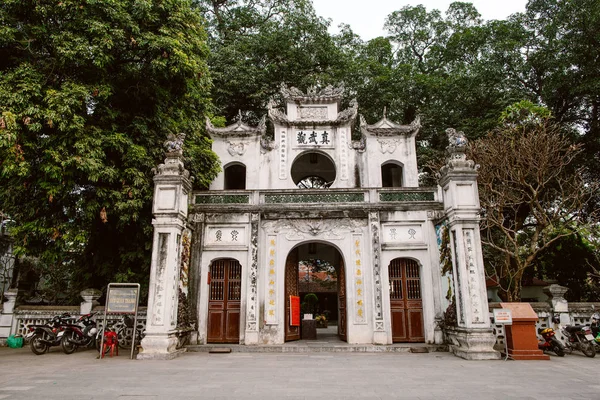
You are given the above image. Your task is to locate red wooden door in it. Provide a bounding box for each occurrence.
[389,258,424,342]
[337,259,347,342]
[285,248,300,341]
[207,259,241,343]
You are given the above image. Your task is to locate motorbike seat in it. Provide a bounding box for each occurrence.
[565,325,584,333]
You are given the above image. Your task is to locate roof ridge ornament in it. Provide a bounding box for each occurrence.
[360,112,421,137]
[205,115,266,137]
[279,83,344,101]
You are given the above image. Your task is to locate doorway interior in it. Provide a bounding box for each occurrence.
[284,242,346,342]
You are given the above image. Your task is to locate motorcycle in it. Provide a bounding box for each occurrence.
[25,313,72,355]
[59,312,99,354]
[589,313,600,351]
[538,326,565,356]
[561,323,596,358]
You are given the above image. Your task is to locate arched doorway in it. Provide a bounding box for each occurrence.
[284,243,346,342]
[207,259,241,343]
[388,258,424,342]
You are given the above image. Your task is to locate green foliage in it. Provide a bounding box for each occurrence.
[0,0,218,303]
[534,232,600,302]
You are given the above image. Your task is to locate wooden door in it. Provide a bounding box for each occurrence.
[337,258,347,341]
[207,259,241,343]
[285,248,300,341]
[389,258,424,342]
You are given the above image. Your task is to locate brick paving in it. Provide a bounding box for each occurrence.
[1,345,599,399]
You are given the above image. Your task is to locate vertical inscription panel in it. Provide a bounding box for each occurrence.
[265,235,278,325]
[279,131,287,180]
[353,234,366,324]
[464,229,485,324]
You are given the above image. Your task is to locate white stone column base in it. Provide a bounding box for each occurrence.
[445,327,501,360]
[137,333,185,360]
[244,331,259,345]
[373,331,388,345]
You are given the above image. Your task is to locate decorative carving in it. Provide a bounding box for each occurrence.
[264,192,363,204]
[179,231,191,292]
[375,321,384,331]
[195,194,249,204]
[164,132,185,153]
[227,141,246,156]
[262,218,366,240]
[377,138,401,153]
[350,135,366,153]
[379,191,435,202]
[464,229,485,324]
[280,83,344,101]
[336,98,358,123]
[439,128,479,176]
[298,106,328,120]
[260,137,278,153]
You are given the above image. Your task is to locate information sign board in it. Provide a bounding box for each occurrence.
[106,287,138,314]
[493,308,513,325]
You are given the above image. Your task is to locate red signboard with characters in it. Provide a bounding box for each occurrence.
[290,296,300,326]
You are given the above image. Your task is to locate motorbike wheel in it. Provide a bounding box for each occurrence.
[581,341,596,358]
[30,333,49,355]
[61,331,78,354]
[551,342,565,357]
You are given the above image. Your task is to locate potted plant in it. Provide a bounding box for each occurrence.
[315,314,328,328]
[301,293,318,319]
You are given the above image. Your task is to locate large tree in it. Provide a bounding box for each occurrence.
[470,102,595,301]
[0,0,219,302]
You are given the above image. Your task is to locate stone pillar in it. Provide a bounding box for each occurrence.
[438,129,500,360]
[544,284,569,325]
[80,289,102,315]
[0,288,18,338]
[139,134,191,360]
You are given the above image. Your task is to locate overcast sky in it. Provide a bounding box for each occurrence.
[311,0,528,41]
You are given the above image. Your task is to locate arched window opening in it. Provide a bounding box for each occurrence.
[381,163,403,188]
[291,152,336,189]
[224,164,246,190]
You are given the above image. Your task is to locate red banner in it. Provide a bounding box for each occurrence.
[290,296,300,326]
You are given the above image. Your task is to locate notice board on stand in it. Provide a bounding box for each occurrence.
[290,296,300,326]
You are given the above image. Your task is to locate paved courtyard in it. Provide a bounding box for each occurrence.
[1,346,599,399]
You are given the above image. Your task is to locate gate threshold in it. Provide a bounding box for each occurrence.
[187,343,448,354]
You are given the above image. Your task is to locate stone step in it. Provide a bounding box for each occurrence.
[186,343,448,354]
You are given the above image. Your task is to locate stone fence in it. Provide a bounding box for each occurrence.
[2,284,598,347]
[0,289,147,347]
[489,284,600,347]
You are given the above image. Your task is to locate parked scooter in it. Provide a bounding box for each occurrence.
[59,312,99,354]
[25,313,72,355]
[589,313,600,351]
[538,325,565,356]
[561,322,596,358]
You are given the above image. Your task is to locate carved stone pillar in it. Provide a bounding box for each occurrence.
[79,289,101,315]
[438,129,500,360]
[139,134,191,360]
[0,288,18,338]
[544,284,569,325]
